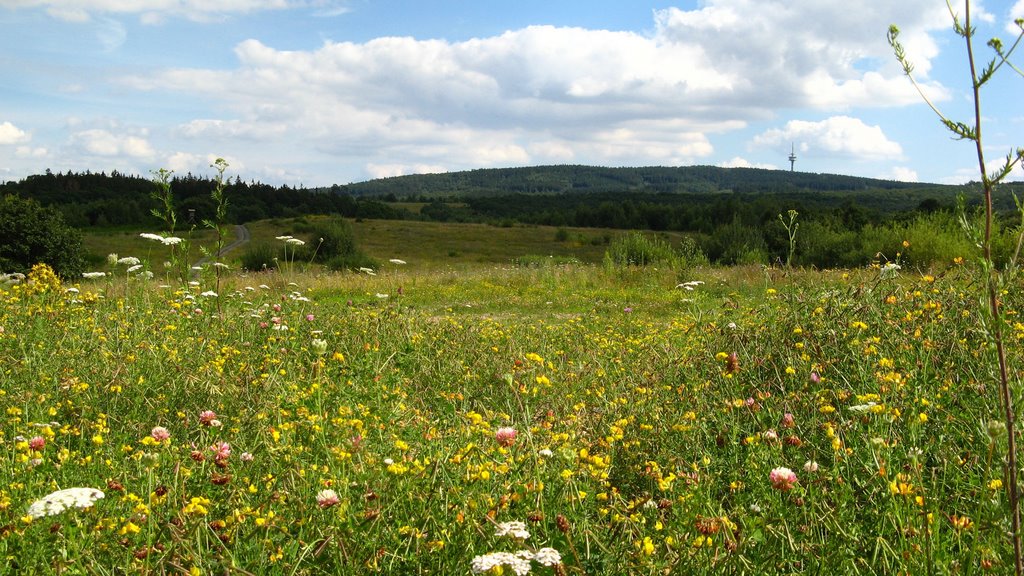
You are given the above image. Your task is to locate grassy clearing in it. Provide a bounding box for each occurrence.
[0,259,1019,574]
[82,218,702,273]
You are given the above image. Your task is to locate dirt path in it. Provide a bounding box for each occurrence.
[192,224,250,269]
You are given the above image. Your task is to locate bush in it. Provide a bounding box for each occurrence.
[605,232,679,268]
[239,243,279,272]
[0,194,85,279]
[305,219,360,263]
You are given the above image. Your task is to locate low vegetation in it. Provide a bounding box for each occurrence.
[0,257,1020,574]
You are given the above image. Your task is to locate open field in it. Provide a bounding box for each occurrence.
[81,218,700,272]
[1,257,1021,574]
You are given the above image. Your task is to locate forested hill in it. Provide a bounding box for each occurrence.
[336,164,945,198]
[4,165,1016,232]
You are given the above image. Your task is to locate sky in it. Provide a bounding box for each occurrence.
[1,0,1023,188]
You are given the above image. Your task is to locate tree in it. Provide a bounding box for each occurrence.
[0,194,85,279]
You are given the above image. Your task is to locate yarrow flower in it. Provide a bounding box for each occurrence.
[27,488,105,519]
[531,547,562,566]
[495,520,530,540]
[471,551,533,576]
[495,427,517,447]
[769,467,798,491]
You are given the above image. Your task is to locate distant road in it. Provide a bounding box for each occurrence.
[192,224,251,269]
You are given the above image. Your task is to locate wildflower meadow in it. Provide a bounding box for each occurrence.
[1,255,1022,574]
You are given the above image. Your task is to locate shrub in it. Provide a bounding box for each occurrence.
[239,243,279,272]
[307,219,359,263]
[0,194,85,279]
[605,232,679,268]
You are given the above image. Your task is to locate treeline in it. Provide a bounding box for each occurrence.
[337,164,946,198]
[6,166,1024,269]
[0,170,410,227]
[424,190,1024,268]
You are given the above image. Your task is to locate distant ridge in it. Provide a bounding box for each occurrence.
[334,164,943,198]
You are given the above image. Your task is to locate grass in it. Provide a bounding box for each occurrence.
[82,218,699,273]
[0,256,1018,574]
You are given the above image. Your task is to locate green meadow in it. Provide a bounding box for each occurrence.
[1,219,1021,574]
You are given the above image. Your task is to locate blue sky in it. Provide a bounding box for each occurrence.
[1,0,1023,187]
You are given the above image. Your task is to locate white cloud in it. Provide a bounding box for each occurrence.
[752,116,903,161]
[69,128,154,158]
[365,163,447,179]
[95,17,126,52]
[0,121,30,145]
[881,166,919,182]
[719,157,777,170]
[165,151,246,175]
[113,0,959,181]
[15,146,48,158]
[1010,1,1024,33]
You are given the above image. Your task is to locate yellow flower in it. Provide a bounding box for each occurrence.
[182,496,211,516]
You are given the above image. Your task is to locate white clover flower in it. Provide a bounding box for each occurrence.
[82,272,106,279]
[495,520,530,540]
[27,488,104,518]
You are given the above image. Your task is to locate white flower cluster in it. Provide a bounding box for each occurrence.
[139,233,182,246]
[471,521,562,574]
[471,551,533,575]
[1,272,26,286]
[494,520,531,540]
[675,280,705,291]
[27,487,105,519]
[470,548,562,575]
